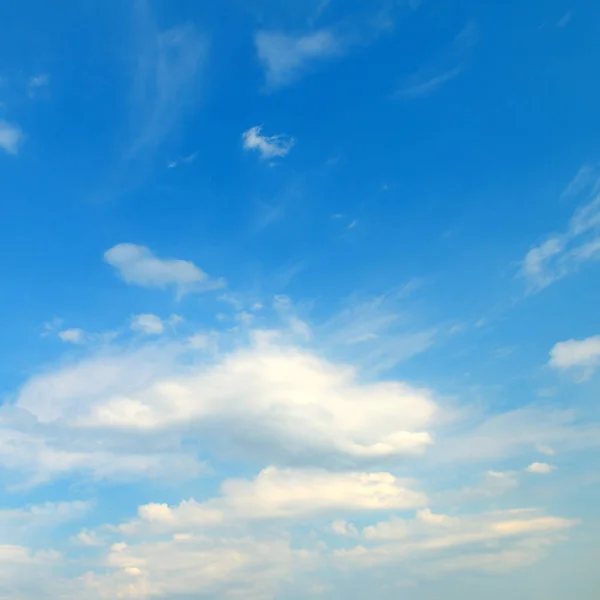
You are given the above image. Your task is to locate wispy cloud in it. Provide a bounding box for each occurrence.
[167,151,198,169]
[556,11,573,28]
[255,29,343,90]
[242,125,295,160]
[128,23,207,158]
[27,73,50,97]
[254,1,418,91]
[395,67,462,99]
[395,22,478,99]
[520,166,600,292]
[104,243,225,295]
[0,120,24,154]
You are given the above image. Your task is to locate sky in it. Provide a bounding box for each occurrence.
[1,0,600,598]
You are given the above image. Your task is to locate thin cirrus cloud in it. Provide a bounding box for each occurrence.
[0,120,24,154]
[127,15,208,159]
[242,125,296,160]
[395,21,478,100]
[104,243,225,294]
[395,67,463,99]
[521,164,600,293]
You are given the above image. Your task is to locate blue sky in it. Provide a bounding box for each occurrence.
[1,0,600,598]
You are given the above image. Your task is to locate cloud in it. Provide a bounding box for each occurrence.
[28,73,50,97]
[331,519,359,536]
[81,535,313,600]
[104,243,225,294]
[549,335,600,380]
[429,406,600,465]
[15,336,437,466]
[521,166,600,292]
[127,12,208,158]
[395,22,478,100]
[319,291,435,374]
[536,443,556,456]
[0,120,24,155]
[0,501,91,542]
[131,314,165,335]
[556,11,573,28]
[255,29,341,90]
[167,151,197,169]
[337,507,576,575]
[242,125,296,160]
[58,328,87,344]
[395,67,462,99]
[124,468,427,534]
[526,462,556,474]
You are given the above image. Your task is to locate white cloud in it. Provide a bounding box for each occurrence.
[549,335,600,380]
[131,314,165,335]
[255,29,341,90]
[104,243,225,294]
[15,337,437,467]
[339,507,576,569]
[430,405,600,466]
[521,168,600,292]
[535,443,556,456]
[320,292,435,374]
[526,462,556,475]
[58,328,86,344]
[0,501,91,540]
[126,468,427,533]
[167,151,197,169]
[0,120,24,154]
[242,125,295,160]
[331,519,359,536]
[81,535,314,600]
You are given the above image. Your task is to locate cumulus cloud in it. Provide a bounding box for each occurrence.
[15,337,437,467]
[58,328,87,344]
[77,505,576,598]
[242,125,295,160]
[526,462,556,474]
[549,334,600,380]
[81,535,313,600]
[131,314,165,335]
[255,29,341,90]
[521,166,600,292]
[0,120,24,154]
[125,468,427,533]
[104,243,225,294]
